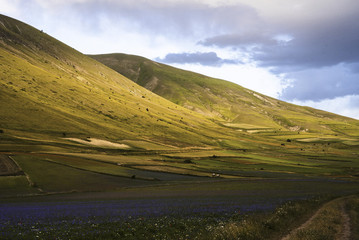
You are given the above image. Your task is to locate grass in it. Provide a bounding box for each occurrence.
[285,195,359,240]
[2,138,358,181]
[32,146,358,179]
[121,140,177,150]
[0,15,234,148]
[208,196,331,240]
[11,155,153,193]
[131,164,240,178]
[2,194,358,240]
[32,154,155,180]
[0,176,38,197]
[346,196,359,239]
[90,53,359,138]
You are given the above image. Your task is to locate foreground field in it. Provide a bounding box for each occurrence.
[1,191,359,239]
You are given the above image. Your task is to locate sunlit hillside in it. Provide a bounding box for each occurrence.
[0,14,231,148]
[91,53,359,137]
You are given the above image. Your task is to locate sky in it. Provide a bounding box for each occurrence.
[1,0,359,119]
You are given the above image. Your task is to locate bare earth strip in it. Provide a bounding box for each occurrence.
[281,204,324,240]
[281,197,351,240]
[64,138,130,149]
[339,201,351,240]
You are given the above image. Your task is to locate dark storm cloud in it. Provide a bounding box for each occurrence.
[195,1,359,101]
[200,12,359,71]
[157,52,237,66]
[280,64,359,101]
[347,62,359,74]
[256,16,359,70]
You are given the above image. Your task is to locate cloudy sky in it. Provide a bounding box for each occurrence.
[1,0,359,119]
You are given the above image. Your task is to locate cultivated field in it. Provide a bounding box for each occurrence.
[1,133,359,239]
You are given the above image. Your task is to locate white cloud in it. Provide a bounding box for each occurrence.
[280,64,359,101]
[171,63,287,98]
[273,34,294,45]
[290,95,359,120]
[0,0,21,16]
[33,0,87,8]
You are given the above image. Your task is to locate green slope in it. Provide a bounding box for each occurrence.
[0,14,229,148]
[90,53,359,136]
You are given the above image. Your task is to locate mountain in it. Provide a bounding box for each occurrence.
[90,53,359,137]
[0,14,230,148]
[1,13,358,150]
[93,55,356,133]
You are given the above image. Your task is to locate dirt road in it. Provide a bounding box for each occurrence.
[281,196,351,240]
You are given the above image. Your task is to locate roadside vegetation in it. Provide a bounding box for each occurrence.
[2,195,358,240]
[283,195,359,240]
[347,196,359,240]
[210,196,331,240]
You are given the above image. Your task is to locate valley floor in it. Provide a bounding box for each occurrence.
[1,177,359,239]
[0,134,358,239]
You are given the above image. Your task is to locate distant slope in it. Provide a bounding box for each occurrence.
[0,14,227,147]
[91,53,359,136]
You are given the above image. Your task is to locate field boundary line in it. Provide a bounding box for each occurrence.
[9,155,44,193]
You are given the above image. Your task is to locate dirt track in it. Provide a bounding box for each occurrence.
[338,201,351,240]
[281,197,351,240]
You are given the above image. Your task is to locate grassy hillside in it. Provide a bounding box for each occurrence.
[90,53,359,136]
[0,14,231,148]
